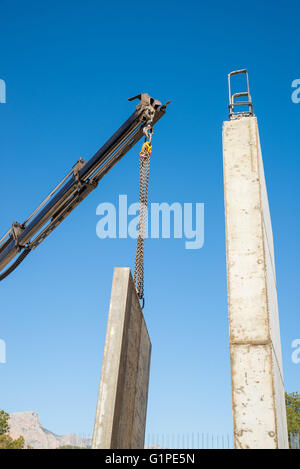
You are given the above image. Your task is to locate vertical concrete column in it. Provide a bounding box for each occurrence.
[223,116,289,449]
[92,267,151,449]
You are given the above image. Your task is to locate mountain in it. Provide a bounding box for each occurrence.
[9,412,91,449]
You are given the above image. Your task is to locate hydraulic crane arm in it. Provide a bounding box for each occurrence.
[0,94,169,281]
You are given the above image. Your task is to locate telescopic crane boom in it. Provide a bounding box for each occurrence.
[0,94,168,281]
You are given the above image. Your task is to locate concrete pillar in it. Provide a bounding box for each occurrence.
[92,267,151,449]
[223,116,289,449]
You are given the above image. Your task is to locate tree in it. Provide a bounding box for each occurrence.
[285,392,300,447]
[0,411,9,436]
[0,434,25,449]
[0,410,25,450]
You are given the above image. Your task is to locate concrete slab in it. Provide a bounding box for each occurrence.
[92,267,151,449]
[223,116,288,449]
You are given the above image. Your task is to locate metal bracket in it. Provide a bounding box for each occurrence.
[128,93,171,135]
[129,94,159,133]
[72,158,87,187]
[72,158,97,191]
[11,222,25,251]
[228,69,254,120]
[128,93,162,113]
[129,93,166,143]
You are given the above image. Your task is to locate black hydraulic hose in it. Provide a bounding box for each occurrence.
[0,249,31,282]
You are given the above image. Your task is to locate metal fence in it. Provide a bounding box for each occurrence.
[145,432,234,449]
[290,433,300,449]
[70,431,299,449]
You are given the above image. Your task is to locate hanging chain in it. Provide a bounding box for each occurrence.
[134,128,153,308]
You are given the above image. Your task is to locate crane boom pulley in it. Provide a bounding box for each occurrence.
[0,94,168,281]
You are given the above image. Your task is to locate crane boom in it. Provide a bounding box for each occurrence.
[0,94,168,280]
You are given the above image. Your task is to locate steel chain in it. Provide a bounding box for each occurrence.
[134,140,151,308]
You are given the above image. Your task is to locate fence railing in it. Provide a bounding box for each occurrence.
[145,432,234,449]
[290,433,300,449]
[68,431,300,449]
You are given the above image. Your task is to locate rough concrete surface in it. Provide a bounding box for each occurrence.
[92,267,151,449]
[223,116,288,449]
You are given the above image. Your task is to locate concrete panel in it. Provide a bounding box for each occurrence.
[92,267,151,449]
[223,116,288,449]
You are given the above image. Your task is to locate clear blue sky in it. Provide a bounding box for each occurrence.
[0,0,299,438]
